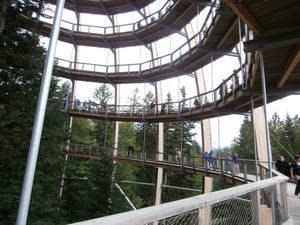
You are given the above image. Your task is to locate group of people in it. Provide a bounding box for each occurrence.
[202,151,240,174]
[71,99,108,113]
[203,151,216,170]
[276,155,300,197]
[225,152,240,174]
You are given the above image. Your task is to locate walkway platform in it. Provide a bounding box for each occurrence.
[287,182,300,224]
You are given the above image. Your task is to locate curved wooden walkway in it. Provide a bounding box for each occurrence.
[47,0,154,15]
[36,0,204,48]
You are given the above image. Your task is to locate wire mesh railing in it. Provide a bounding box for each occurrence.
[67,175,288,225]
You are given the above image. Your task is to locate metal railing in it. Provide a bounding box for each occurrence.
[64,143,289,225]
[37,0,176,35]
[53,2,220,74]
[62,66,245,118]
[61,143,273,183]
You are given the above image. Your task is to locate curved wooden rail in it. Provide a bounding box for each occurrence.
[36,0,204,48]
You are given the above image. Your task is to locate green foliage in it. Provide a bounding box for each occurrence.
[232,116,255,159]
[92,84,114,148]
[93,84,112,105]
[0,1,68,223]
[232,113,300,162]
[70,118,96,145]
[162,171,203,203]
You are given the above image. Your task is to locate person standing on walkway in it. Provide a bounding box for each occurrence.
[203,151,209,168]
[290,155,300,196]
[176,148,181,164]
[232,153,240,174]
[209,150,216,170]
[226,152,232,173]
[275,155,290,177]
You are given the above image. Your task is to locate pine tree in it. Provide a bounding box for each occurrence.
[0,0,68,223]
[232,116,255,159]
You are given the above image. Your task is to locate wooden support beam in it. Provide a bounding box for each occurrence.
[244,30,300,52]
[250,52,259,88]
[224,0,263,36]
[277,44,300,88]
[172,3,195,25]
[126,0,146,18]
[234,96,262,110]
[217,18,238,49]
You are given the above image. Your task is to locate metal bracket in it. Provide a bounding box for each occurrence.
[126,0,146,19]
[102,35,115,55]
[158,20,187,38]
[131,31,152,51]
[98,0,114,25]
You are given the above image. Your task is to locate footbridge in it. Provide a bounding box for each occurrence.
[60,143,295,225]
[61,143,264,185]
[62,68,299,122]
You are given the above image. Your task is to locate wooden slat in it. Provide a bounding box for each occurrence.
[225,0,263,36]
[277,44,300,88]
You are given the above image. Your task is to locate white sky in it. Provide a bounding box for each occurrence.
[39,1,299,148]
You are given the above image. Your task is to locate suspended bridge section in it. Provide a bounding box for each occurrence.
[60,143,295,225]
[61,143,272,186]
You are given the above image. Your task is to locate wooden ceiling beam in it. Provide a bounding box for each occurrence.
[277,44,300,88]
[224,0,263,36]
[217,17,238,49]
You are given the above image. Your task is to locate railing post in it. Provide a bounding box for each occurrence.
[193,156,195,171]
[243,164,247,182]
[105,104,108,119]
[177,102,181,119]
[250,190,262,225]
[221,158,224,175]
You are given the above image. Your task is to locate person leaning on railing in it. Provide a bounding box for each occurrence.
[275,155,290,177]
[290,155,300,197]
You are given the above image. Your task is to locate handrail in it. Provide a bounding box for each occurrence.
[68,175,288,225]
[62,65,246,117]
[52,3,220,74]
[37,0,176,35]
[63,141,289,225]
[61,142,272,182]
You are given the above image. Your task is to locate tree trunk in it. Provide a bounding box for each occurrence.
[0,0,9,34]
